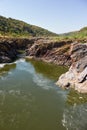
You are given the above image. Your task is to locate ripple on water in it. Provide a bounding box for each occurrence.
[0,89,35,128]
[62,104,87,130]
[15,60,55,90]
[33,73,54,90]
[0,89,35,106]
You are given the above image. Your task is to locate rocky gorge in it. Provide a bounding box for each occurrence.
[0,37,87,93]
[25,38,87,93]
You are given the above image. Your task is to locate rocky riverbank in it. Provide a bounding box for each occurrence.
[56,42,87,93]
[0,37,35,63]
[26,38,72,66]
[26,38,87,93]
[0,37,87,93]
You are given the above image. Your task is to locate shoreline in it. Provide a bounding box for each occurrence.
[0,37,87,93]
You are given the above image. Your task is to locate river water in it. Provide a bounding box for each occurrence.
[0,58,87,130]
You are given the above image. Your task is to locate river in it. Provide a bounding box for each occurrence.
[0,58,87,130]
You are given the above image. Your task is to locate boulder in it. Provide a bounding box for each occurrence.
[57,42,87,93]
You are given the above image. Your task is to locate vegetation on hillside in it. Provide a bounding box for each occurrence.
[0,16,57,37]
[56,27,87,42]
[0,15,87,41]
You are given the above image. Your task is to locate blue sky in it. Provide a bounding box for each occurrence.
[0,0,87,33]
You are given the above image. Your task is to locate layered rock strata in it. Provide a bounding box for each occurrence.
[26,38,72,66]
[0,37,35,63]
[56,42,87,93]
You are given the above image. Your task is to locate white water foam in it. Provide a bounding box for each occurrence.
[0,59,18,69]
[0,59,26,81]
[0,64,5,68]
[0,58,25,69]
[15,58,25,64]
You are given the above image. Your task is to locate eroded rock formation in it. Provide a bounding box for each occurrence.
[56,42,87,93]
[26,38,72,66]
[0,37,35,63]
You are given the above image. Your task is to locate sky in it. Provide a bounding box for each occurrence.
[0,0,87,34]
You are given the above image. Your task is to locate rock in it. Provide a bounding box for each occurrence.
[0,37,36,63]
[0,40,17,63]
[26,38,72,66]
[57,42,87,93]
[0,56,11,63]
[78,67,87,83]
[75,81,87,93]
[75,56,87,72]
[1,37,87,93]
[70,42,87,62]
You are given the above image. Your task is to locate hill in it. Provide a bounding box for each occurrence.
[0,15,87,41]
[59,27,87,41]
[0,16,58,37]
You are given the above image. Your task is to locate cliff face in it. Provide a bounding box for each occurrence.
[0,37,35,63]
[26,38,72,66]
[56,42,87,93]
[0,39,17,63]
[0,37,72,65]
[26,38,87,93]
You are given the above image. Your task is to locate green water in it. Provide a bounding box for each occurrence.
[0,59,87,130]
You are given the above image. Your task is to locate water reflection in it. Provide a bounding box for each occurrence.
[26,58,68,80]
[62,90,87,130]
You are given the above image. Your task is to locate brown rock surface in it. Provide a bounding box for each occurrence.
[26,38,72,66]
[57,42,87,93]
[0,37,35,63]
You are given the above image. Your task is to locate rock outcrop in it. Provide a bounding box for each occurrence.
[0,39,17,63]
[26,38,72,66]
[0,37,87,93]
[56,42,87,93]
[0,37,35,63]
